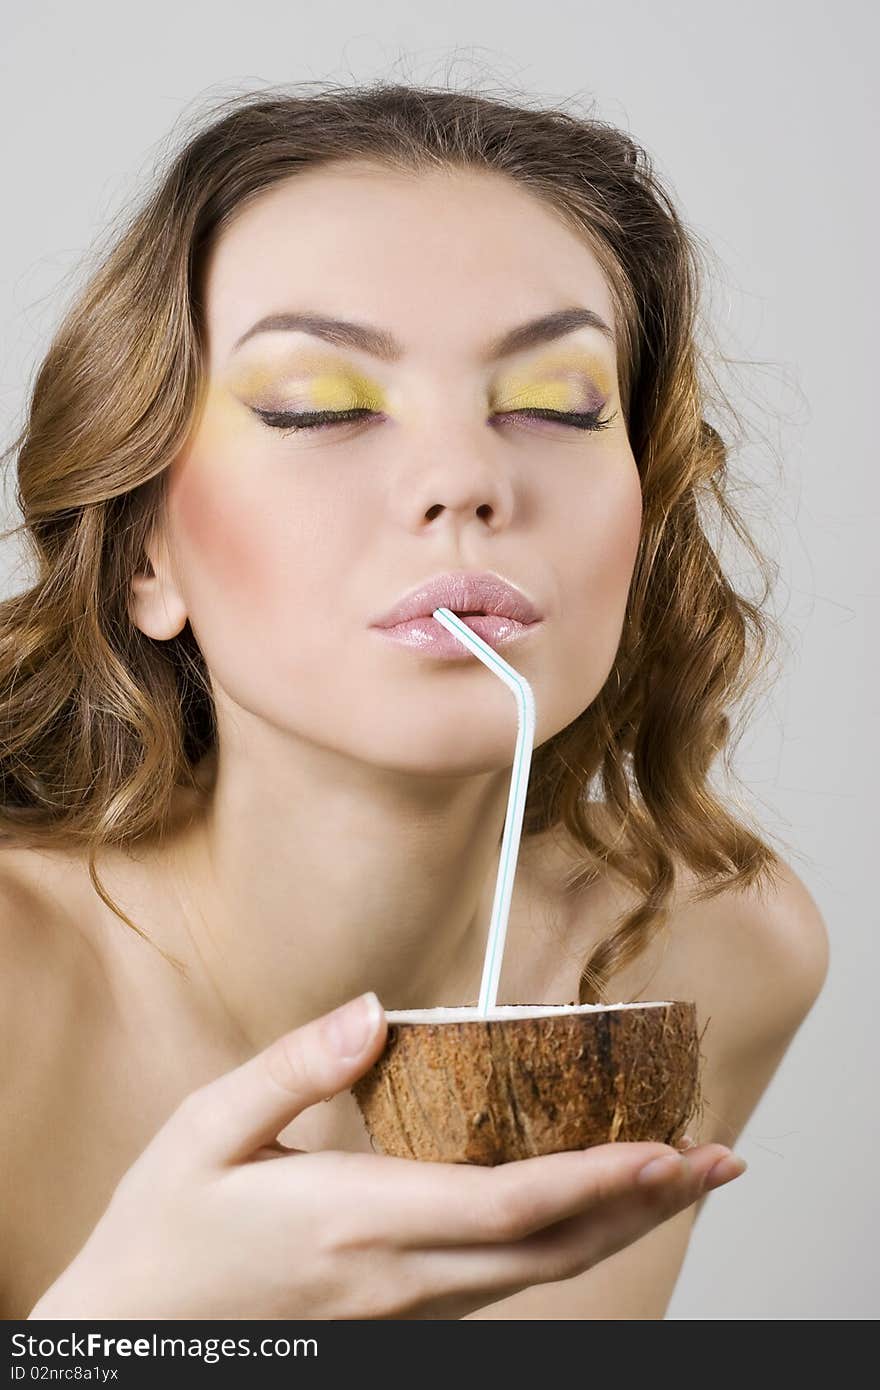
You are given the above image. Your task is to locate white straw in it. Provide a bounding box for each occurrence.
[431,606,536,1016]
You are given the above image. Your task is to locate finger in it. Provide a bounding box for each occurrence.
[159,992,387,1166]
[320,1140,702,1249]
[514,1141,743,1273]
[401,1147,713,1301]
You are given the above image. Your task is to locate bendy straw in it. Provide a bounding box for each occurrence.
[431,606,537,1017]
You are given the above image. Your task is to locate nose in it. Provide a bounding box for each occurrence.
[405,440,517,535]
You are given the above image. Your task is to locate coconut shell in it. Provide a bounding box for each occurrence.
[351,1001,702,1166]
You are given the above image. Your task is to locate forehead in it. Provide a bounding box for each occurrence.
[200,162,619,371]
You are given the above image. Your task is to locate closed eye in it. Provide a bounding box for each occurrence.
[253,406,617,435]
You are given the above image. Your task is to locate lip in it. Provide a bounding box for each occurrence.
[370,570,543,629]
[372,612,542,659]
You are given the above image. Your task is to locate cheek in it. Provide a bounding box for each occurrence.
[166,399,291,605]
[596,466,643,587]
[573,458,643,597]
[170,464,264,593]
[552,455,643,695]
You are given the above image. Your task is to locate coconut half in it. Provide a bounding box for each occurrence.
[351,1001,702,1166]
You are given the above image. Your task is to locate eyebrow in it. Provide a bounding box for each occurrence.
[228,305,615,363]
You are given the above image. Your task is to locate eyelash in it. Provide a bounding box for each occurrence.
[253,405,616,436]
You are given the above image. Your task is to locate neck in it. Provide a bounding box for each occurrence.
[132,738,564,1057]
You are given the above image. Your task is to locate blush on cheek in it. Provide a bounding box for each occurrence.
[166,392,275,598]
[168,467,275,610]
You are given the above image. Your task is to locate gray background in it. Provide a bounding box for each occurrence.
[1,1,875,1320]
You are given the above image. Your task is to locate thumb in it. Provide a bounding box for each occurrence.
[171,991,387,1166]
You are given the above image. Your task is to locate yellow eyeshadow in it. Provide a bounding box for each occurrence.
[496,377,579,412]
[226,345,614,417]
[309,371,385,412]
[494,350,615,413]
[228,357,385,412]
[524,348,616,391]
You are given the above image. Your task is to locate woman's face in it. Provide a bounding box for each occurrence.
[147,162,643,774]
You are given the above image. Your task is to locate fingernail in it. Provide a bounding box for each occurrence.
[675,1134,697,1152]
[323,991,383,1059]
[704,1154,748,1189]
[637,1153,686,1186]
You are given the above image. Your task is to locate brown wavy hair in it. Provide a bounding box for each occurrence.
[0,78,787,1001]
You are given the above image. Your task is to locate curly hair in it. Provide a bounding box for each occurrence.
[0,78,787,1001]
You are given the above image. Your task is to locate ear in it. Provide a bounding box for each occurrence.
[129,522,189,640]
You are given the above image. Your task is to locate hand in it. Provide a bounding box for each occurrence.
[28,991,745,1320]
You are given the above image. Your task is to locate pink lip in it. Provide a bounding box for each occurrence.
[370,570,542,629]
[373,612,542,659]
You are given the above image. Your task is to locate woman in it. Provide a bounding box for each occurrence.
[0,81,828,1320]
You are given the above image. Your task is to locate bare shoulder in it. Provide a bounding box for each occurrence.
[469,833,830,1320]
[591,839,831,1159]
[0,841,73,1003]
[533,805,830,1139]
[568,804,830,1044]
[649,851,830,1055]
[0,841,108,1096]
[0,843,130,1318]
[0,837,104,965]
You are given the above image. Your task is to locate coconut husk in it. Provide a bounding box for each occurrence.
[352,1001,703,1166]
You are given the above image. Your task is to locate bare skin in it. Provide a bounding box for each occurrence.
[1,813,742,1321]
[1,163,818,1320]
[123,160,645,1059]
